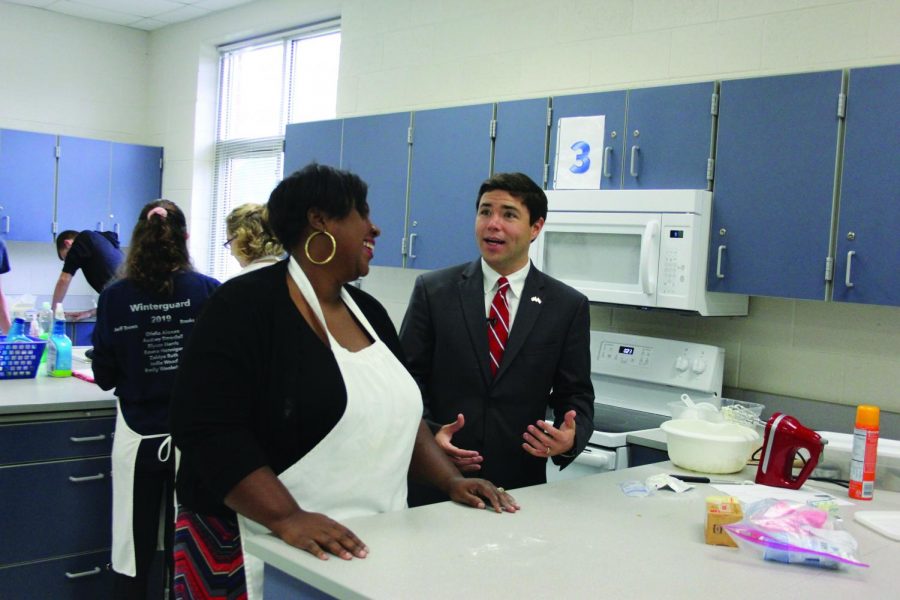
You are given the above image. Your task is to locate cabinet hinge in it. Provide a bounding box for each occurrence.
[401,235,408,256]
[282,139,286,153]
[407,126,414,145]
[546,106,553,128]
[706,158,715,182]
[52,221,58,235]
[55,145,61,159]
[824,256,834,282]
[543,163,550,188]
[159,157,164,170]
[489,119,497,140]
[837,92,847,119]
[710,92,719,116]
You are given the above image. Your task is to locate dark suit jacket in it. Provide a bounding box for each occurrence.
[400,260,594,501]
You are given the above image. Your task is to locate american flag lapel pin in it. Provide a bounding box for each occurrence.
[531,296,542,304]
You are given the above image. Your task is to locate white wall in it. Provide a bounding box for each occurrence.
[1,0,899,412]
[0,3,153,308]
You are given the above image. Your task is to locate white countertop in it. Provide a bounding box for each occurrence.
[245,463,900,599]
[626,427,668,450]
[0,352,114,416]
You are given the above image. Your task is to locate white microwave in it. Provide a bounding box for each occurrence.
[530,189,748,316]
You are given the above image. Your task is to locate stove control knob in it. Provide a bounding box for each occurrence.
[692,358,707,374]
[674,356,689,371]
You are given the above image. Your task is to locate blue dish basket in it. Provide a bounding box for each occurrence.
[0,336,47,380]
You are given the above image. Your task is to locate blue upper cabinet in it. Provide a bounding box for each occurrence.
[624,82,715,190]
[549,91,627,189]
[407,104,493,270]
[493,98,550,188]
[110,143,163,247]
[833,65,900,306]
[708,71,843,300]
[283,119,343,175]
[341,112,411,268]
[0,129,56,242]
[57,136,112,234]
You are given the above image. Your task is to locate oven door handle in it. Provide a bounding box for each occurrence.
[574,446,616,469]
[639,220,659,296]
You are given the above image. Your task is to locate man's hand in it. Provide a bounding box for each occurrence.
[521,409,577,458]
[435,413,483,472]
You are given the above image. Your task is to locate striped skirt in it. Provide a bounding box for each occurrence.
[173,508,246,600]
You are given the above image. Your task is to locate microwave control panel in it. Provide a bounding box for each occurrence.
[658,224,692,298]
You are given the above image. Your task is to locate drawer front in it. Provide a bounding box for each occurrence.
[0,550,112,599]
[0,456,112,565]
[0,416,115,465]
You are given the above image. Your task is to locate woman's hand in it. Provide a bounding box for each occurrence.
[446,477,520,513]
[270,510,369,561]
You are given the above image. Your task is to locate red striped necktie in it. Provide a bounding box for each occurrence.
[488,277,510,377]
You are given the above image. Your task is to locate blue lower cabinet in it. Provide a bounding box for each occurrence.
[0,456,112,565]
[66,321,95,346]
[0,550,112,599]
[0,416,114,465]
[264,564,336,599]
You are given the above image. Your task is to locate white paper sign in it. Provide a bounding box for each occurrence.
[553,115,606,190]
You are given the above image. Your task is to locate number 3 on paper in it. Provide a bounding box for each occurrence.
[553,115,605,189]
[569,141,591,174]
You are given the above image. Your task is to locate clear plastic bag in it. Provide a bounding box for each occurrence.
[724,498,868,569]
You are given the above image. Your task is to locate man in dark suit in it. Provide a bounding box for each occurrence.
[400,172,594,505]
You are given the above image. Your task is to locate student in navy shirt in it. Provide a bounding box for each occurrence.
[92,200,219,600]
[0,238,10,333]
[52,229,124,316]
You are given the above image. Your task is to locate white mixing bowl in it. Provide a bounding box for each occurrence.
[661,419,760,474]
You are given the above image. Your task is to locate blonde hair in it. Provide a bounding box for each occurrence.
[226,203,284,265]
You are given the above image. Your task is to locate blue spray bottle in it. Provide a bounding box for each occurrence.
[45,304,72,377]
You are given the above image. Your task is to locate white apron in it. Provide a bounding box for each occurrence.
[238,257,422,600]
[110,402,172,576]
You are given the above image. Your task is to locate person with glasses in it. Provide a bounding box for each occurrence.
[223,203,285,279]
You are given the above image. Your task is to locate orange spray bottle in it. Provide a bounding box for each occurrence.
[848,405,879,500]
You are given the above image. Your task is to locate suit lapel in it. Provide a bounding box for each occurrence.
[458,261,492,386]
[495,266,545,382]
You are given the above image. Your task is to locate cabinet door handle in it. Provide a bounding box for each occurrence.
[845,250,856,288]
[408,233,418,259]
[2,215,9,233]
[602,146,613,178]
[69,473,105,483]
[716,245,727,279]
[65,566,101,579]
[629,145,640,177]
[70,434,107,443]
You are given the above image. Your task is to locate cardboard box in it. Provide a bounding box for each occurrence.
[705,496,742,547]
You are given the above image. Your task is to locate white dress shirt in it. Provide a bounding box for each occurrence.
[481,259,530,331]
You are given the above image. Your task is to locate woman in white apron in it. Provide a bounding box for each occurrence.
[92,200,220,599]
[171,164,517,600]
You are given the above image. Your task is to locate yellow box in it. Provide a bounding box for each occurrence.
[705,496,742,547]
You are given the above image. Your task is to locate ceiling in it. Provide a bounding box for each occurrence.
[2,0,259,31]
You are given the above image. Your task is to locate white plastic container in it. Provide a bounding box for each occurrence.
[661,419,759,474]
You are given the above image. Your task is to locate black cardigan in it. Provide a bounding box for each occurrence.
[171,261,406,516]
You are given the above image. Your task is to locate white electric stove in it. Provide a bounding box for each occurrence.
[548,331,726,481]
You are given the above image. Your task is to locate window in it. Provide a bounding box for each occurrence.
[210,22,341,279]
